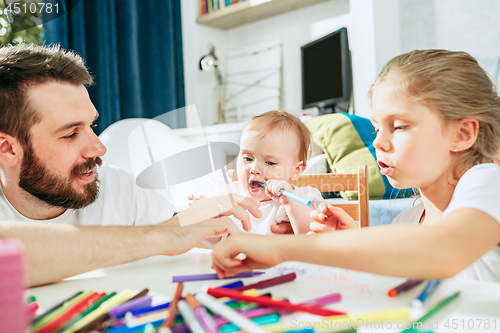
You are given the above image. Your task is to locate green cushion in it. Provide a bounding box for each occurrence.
[305,114,410,200]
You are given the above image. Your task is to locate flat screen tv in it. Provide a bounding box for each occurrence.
[301,27,352,113]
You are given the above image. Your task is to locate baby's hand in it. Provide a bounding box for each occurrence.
[265,179,293,204]
[307,203,358,235]
[187,194,207,206]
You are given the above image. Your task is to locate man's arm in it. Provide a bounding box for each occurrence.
[1,195,261,287]
[0,215,238,286]
[0,221,165,286]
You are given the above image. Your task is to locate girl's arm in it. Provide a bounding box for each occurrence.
[212,208,500,279]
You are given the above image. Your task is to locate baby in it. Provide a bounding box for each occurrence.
[191,110,325,236]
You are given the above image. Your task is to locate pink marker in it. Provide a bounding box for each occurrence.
[25,302,39,320]
[0,239,28,333]
[185,293,219,333]
[305,293,342,305]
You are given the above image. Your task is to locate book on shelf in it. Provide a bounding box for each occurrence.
[200,0,207,15]
[199,0,247,16]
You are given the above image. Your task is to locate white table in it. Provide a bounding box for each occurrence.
[29,250,500,333]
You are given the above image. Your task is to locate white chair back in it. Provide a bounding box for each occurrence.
[99,118,201,176]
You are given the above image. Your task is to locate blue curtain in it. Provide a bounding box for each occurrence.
[43,0,186,134]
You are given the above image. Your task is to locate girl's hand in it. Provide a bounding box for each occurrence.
[187,194,207,206]
[308,203,358,234]
[265,179,293,205]
[211,233,282,277]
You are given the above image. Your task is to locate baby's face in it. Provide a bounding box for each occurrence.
[237,129,303,202]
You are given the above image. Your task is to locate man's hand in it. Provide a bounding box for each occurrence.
[308,203,358,234]
[160,215,242,256]
[177,194,261,232]
[161,194,262,255]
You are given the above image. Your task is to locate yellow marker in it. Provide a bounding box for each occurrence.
[242,289,259,296]
[61,289,132,333]
[264,307,410,332]
[219,289,258,301]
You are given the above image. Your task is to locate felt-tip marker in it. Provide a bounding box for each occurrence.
[387,279,424,297]
[195,292,268,333]
[185,293,219,333]
[256,182,312,206]
[411,280,440,308]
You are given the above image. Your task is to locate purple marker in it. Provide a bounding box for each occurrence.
[172,271,264,282]
[108,296,152,317]
[234,273,297,291]
[388,279,424,297]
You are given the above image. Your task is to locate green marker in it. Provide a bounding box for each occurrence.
[402,291,460,333]
[27,296,37,304]
[220,313,280,333]
[30,291,93,332]
[55,292,116,333]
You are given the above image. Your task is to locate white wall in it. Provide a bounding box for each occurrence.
[181,0,229,127]
[181,0,354,125]
[400,0,500,59]
[181,0,500,125]
[225,0,350,118]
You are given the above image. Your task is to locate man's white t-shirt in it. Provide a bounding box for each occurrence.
[392,163,500,282]
[0,164,176,226]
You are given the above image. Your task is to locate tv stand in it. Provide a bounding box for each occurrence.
[318,106,334,115]
[318,103,349,115]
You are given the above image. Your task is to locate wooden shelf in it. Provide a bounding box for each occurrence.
[196,0,329,30]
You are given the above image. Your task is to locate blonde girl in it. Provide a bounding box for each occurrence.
[211,49,500,282]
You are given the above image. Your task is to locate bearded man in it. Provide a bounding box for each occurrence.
[0,44,260,286]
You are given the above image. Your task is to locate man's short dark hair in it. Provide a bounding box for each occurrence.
[0,44,92,147]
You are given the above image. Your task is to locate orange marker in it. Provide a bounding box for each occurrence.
[159,282,184,332]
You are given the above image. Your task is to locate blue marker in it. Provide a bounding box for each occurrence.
[219,280,244,289]
[257,182,312,206]
[411,280,440,308]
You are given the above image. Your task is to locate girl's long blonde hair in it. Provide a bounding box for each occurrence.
[370,49,500,176]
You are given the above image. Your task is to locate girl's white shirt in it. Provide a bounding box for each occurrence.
[393,163,500,282]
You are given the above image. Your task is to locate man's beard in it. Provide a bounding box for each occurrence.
[18,143,102,209]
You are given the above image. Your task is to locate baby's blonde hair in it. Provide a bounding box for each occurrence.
[243,110,311,163]
[370,49,500,176]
